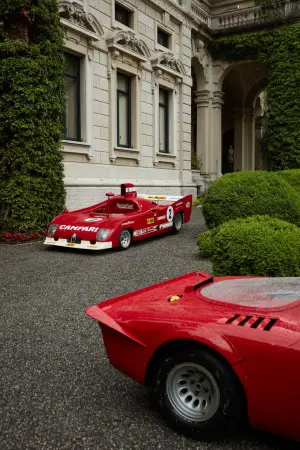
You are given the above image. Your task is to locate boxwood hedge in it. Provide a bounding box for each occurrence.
[197,230,212,257]
[211,216,300,277]
[202,171,300,229]
[277,169,300,194]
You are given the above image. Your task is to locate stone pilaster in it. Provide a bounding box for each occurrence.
[211,90,224,177]
[194,90,210,174]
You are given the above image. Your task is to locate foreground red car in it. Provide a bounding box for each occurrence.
[44,183,192,251]
[86,272,300,443]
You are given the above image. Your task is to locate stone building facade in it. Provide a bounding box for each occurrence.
[59,0,300,209]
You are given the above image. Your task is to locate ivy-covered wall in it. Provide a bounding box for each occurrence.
[211,25,300,171]
[0,1,66,233]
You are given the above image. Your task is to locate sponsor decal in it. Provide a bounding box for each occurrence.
[122,221,134,226]
[148,195,167,200]
[159,222,173,230]
[157,215,166,221]
[117,202,134,209]
[166,205,174,223]
[175,202,183,207]
[59,225,99,232]
[84,218,103,222]
[186,201,191,208]
[133,226,158,237]
[126,187,136,193]
[147,217,154,225]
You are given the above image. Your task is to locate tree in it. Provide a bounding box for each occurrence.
[0,0,66,233]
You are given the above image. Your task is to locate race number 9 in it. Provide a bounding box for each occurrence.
[167,206,174,223]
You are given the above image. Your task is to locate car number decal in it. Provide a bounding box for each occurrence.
[166,206,174,223]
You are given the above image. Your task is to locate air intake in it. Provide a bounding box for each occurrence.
[225,315,278,331]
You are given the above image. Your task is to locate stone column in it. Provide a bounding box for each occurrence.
[234,107,247,171]
[194,90,210,174]
[211,90,224,178]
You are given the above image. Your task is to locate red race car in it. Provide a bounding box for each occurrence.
[44,183,192,251]
[86,272,300,443]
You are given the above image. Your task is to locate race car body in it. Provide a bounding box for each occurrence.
[44,183,192,251]
[86,272,300,443]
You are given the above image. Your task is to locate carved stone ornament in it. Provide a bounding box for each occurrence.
[59,1,103,36]
[106,30,151,65]
[60,1,93,27]
[151,52,185,78]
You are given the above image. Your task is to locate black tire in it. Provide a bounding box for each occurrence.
[173,212,183,233]
[118,229,132,250]
[152,346,245,441]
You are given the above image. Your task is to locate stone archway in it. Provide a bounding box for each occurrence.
[220,61,268,173]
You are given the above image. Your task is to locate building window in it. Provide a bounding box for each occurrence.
[117,72,131,148]
[115,3,132,27]
[159,88,169,153]
[63,53,81,141]
[157,28,169,48]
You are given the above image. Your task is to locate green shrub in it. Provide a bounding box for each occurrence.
[202,171,300,229]
[197,230,212,257]
[193,197,204,207]
[211,216,300,277]
[278,169,300,194]
[0,1,66,232]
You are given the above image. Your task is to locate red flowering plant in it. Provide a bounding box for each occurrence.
[0,230,47,243]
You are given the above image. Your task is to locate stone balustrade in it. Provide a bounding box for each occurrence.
[211,0,300,31]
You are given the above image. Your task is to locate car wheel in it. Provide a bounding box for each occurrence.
[173,213,183,232]
[153,346,245,441]
[119,229,132,250]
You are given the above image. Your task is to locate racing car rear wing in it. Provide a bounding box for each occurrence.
[138,194,186,202]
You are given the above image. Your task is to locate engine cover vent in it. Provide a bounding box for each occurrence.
[225,315,278,331]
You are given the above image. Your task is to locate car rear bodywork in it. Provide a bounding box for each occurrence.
[86,272,300,441]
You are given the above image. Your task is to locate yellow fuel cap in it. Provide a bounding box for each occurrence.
[168,295,182,303]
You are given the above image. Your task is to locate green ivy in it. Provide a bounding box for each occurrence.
[0,0,66,233]
[211,25,300,170]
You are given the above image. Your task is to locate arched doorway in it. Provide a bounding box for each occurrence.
[221,61,268,172]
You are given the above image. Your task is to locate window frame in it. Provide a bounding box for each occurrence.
[117,72,132,149]
[157,28,170,49]
[159,87,169,154]
[114,1,133,29]
[63,52,81,142]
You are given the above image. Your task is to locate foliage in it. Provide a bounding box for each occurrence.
[211,216,300,277]
[0,0,66,233]
[0,230,46,242]
[197,230,212,257]
[202,171,300,229]
[191,153,202,170]
[277,169,300,194]
[211,25,300,170]
[193,196,205,206]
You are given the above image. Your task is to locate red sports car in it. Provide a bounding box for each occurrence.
[44,183,192,251]
[86,272,300,443]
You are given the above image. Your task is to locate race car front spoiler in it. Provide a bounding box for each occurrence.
[44,237,112,251]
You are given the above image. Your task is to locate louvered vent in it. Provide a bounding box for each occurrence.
[225,315,278,331]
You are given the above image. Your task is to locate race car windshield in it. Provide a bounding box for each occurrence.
[200,278,300,308]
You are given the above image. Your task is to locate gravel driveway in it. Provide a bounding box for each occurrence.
[0,208,297,450]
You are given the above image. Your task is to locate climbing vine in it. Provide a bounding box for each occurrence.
[211,25,300,170]
[0,1,66,233]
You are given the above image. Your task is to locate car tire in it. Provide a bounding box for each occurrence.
[118,229,132,250]
[173,213,183,233]
[152,346,245,441]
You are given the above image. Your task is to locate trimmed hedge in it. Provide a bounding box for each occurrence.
[0,1,66,233]
[211,216,300,277]
[202,171,300,229]
[197,230,212,257]
[277,169,300,194]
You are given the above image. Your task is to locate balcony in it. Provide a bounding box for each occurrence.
[210,0,300,33]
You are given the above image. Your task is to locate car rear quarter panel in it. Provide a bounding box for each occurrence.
[100,321,243,385]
